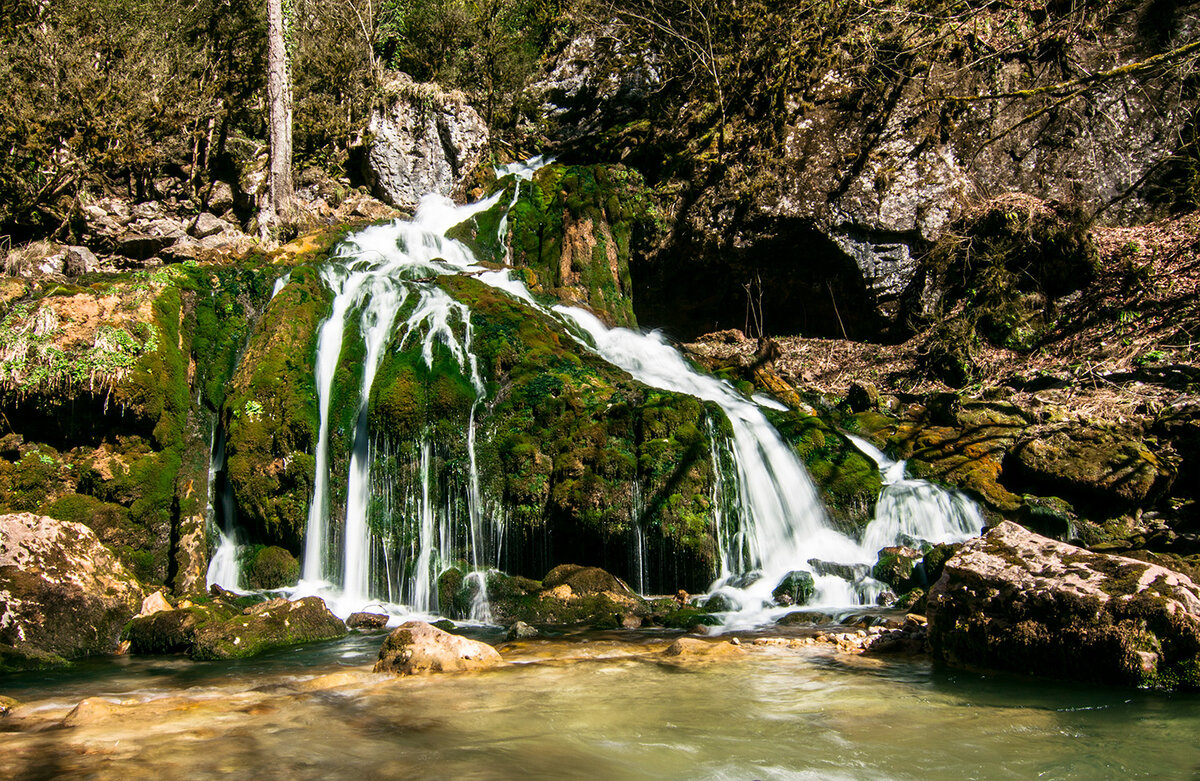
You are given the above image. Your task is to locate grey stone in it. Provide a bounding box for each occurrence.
[364,73,490,211]
[189,212,231,239]
[0,513,144,663]
[64,245,98,276]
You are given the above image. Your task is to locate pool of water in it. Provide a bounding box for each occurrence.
[4,631,1200,780]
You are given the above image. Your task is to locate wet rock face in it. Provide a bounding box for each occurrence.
[927,521,1200,689]
[364,74,489,211]
[374,620,502,675]
[0,512,144,667]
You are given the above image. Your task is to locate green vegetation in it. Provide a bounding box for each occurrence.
[449,163,663,328]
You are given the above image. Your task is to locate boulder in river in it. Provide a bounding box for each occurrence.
[486,565,650,629]
[190,596,347,661]
[772,570,815,607]
[374,620,502,675]
[0,512,143,670]
[126,595,347,660]
[927,521,1200,689]
[347,611,390,630]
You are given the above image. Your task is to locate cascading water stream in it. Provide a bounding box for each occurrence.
[288,156,986,626]
[846,434,985,553]
[205,427,244,592]
[556,307,870,619]
[296,187,505,616]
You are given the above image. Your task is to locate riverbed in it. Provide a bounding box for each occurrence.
[4,630,1200,780]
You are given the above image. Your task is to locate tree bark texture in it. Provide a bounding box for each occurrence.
[266,0,294,223]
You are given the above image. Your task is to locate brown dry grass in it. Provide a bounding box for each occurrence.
[685,211,1200,424]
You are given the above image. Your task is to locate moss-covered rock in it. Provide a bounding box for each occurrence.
[190,596,347,661]
[222,266,329,553]
[928,522,1200,689]
[913,195,1099,363]
[448,163,656,328]
[243,545,301,590]
[1008,424,1176,511]
[771,570,816,607]
[872,546,923,592]
[485,565,650,628]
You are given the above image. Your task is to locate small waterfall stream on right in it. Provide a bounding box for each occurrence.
[846,433,986,555]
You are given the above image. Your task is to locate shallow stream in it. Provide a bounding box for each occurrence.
[4,630,1200,780]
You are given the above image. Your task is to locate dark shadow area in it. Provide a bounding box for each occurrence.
[632,215,883,342]
[0,391,155,451]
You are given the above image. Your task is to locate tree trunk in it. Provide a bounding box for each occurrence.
[266,0,294,226]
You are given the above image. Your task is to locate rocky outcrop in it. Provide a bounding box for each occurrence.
[125,594,347,660]
[190,596,347,660]
[374,620,502,675]
[534,5,1193,333]
[0,512,144,669]
[364,74,489,211]
[484,565,651,629]
[927,521,1200,688]
[1009,424,1176,509]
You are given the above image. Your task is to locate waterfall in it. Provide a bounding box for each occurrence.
[846,434,985,554]
[556,307,869,621]
[299,189,505,616]
[295,156,979,625]
[205,427,245,592]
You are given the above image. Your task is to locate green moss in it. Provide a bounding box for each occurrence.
[447,164,661,328]
[243,545,301,589]
[769,410,881,533]
[223,265,329,552]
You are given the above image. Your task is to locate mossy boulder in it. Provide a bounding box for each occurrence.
[872,546,923,592]
[927,522,1200,689]
[124,606,216,655]
[1008,425,1176,511]
[0,513,144,668]
[772,570,816,607]
[190,596,347,661]
[243,545,301,590]
[485,565,650,628]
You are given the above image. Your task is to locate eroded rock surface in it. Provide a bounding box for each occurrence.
[0,512,143,669]
[927,521,1200,688]
[374,620,502,675]
[365,74,489,211]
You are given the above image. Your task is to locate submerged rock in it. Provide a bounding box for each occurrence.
[347,612,390,630]
[927,522,1200,689]
[0,512,143,669]
[661,638,747,660]
[374,621,502,675]
[505,621,539,640]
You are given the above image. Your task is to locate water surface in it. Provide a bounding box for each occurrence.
[4,632,1200,780]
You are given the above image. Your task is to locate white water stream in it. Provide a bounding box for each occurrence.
[847,434,985,554]
[218,159,987,627]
